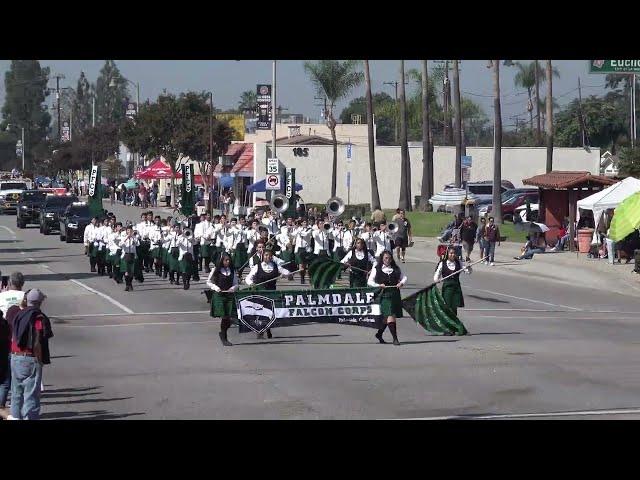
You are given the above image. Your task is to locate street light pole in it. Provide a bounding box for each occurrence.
[272,60,277,160]
[21,127,25,172]
[209,91,214,217]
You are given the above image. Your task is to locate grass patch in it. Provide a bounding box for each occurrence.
[382,210,527,243]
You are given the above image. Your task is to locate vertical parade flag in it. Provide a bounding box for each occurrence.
[87,165,103,217]
[180,164,195,216]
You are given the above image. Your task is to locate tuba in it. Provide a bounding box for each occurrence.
[326,196,345,218]
[183,228,192,238]
[270,193,289,214]
[323,221,333,231]
[387,221,399,233]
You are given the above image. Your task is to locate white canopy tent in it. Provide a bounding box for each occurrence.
[429,188,478,213]
[576,177,640,230]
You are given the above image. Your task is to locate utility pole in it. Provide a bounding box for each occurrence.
[272,60,277,160]
[577,77,587,148]
[384,79,409,144]
[534,60,541,146]
[92,96,95,127]
[209,91,214,217]
[453,60,462,188]
[545,60,554,173]
[51,74,65,141]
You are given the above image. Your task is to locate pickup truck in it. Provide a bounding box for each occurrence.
[0,180,30,214]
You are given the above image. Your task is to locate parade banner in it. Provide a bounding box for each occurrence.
[87,165,103,217]
[401,284,468,336]
[235,287,385,334]
[180,164,195,216]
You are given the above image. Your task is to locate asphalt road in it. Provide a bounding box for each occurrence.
[2,201,640,420]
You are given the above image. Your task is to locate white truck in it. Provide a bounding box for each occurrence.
[0,178,32,214]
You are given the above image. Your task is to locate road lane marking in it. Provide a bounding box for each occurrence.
[51,310,209,319]
[0,226,16,238]
[55,319,218,328]
[69,279,134,314]
[467,287,582,311]
[398,407,640,420]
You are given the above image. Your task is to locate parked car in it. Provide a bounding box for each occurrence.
[59,202,91,242]
[484,191,539,222]
[16,190,47,228]
[39,194,79,235]
[501,188,538,203]
[445,180,515,201]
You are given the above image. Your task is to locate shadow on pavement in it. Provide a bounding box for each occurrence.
[0,239,22,243]
[467,294,510,304]
[50,355,76,359]
[23,272,102,281]
[41,386,103,394]
[41,409,145,420]
[42,396,134,406]
[2,247,58,252]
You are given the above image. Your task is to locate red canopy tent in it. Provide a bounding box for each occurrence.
[135,158,204,184]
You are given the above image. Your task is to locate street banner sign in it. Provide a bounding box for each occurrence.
[346,143,352,161]
[461,155,472,168]
[589,60,640,74]
[285,168,296,218]
[61,120,71,142]
[125,101,137,120]
[267,158,279,175]
[266,174,281,190]
[256,84,272,130]
[180,164,195,216]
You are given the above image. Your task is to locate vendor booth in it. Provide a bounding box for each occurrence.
[576,176,640,230]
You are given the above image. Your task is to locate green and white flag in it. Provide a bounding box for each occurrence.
[402,285,468,336]
[87,165,103,217]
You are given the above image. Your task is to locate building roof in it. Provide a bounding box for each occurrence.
[213,143,254,177]
[522,171,617,189]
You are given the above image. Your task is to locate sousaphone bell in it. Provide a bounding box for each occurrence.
[326,196,345,218]
[387,221,399,233]
[270,193,289,214]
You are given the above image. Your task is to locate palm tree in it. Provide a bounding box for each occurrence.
[237,90,257,114]
[304,60,364,197]
[514,61,560,140]
[546,60,554,173]
[363,60,381,210]
[419,60,433,211]
[398,60,412,210]
[491,60,503,224]
[453,60,462,187]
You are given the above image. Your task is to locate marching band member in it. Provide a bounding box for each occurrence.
[207,253,239,347]
[248,240,285,268]
[246,220,261,256]
[93,218,110,276]
[135,212,150,275]
[373,221,394,259]
[367,250,407,346]
[340,238,376,288]
[433,246,472,317]
[214,216,228,268]
[261,211,279,238]
[106,222,123,283]
[312,219,332,259]
[245,246,293,339]
[166,224,182,286]
[360,222,376,258]
[200,218,216,274]
[193,213,207,272]
[148,216,165,277]
[161,219,171,279]
[332,220,352,280]
[228,218,249,279]
[294,219,313,284]
[276,225,295,276]
[84,217,100,272]
[120,225,140,292]
[177,226,196,290]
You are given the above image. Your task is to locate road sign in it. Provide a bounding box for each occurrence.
[461,155,472,168]
[589,60,640,74]
[266,174,281,190]
[267,158,279,175]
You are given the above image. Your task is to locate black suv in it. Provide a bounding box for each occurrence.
[59,202,91,242]
[39,194,79,235]
[16,190,47,228]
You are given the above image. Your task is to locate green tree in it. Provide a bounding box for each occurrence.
[617,146,640,178]
[554,95,627,150]
[94,60,129,126]
[514,61,559,132]
[303,60,364,197]
[339,92,395,144]
[1,60,52,171]
[238,90,257,114]
[73,71,94,135]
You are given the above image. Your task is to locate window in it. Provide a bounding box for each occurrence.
[46,196,78,207]
[21,191,46,201]
[1,182,27,190]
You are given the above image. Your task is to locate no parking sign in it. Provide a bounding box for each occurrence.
[266,174,281,190]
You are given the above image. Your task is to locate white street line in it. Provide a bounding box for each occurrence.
[28,257,35,261]
[398,407,640,420]
[467,287,582,311]
[56,319,218,328]
[51,310,209,319]
[69,279,134,314]
[0,225,16,237]
[465,308,558,312]
[468,315,638,320]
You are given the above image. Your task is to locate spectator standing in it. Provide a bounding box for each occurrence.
[476,217,487,261]
[392,209,412,263]
[483,216,500,266]
[460,216,478,262]
[0,272,26,317]
[371,208,386,224]
[8,289,53,420]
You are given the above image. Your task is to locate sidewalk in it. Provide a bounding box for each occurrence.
[412,237,640,298]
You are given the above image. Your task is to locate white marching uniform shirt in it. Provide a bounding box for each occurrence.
[373,230,393,256]
[332,229,353,252]
[206,267,239,292]
[248,252,285,268]
[312,229,332,255]
[224,226,245,252]
[93,225,109,251]
[201,223,216,247]
[107,230,123,256]
[193,220,209,245]
[294,227,313,254]
[276,228,293,251]
[148,224,164,251]
[136,221,150,240]
[83,223,97,246]
[367,264,408,287]
[246,228,261,252]
[245,261,292,285]
[360,231,376,253]
[120,235,140,258]
[262,216,279,235]
[177,234,195,261]
[216,226,229,249]
[340,249,376,265]
[433,259,471,282]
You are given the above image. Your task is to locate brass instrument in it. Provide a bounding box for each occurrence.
[388,221,399,233]
[326,196,345,218]
[322,222,333,231]
[183,228,192,238]
[270,193,289,214]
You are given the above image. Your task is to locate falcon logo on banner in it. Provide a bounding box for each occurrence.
[237,295,277,334]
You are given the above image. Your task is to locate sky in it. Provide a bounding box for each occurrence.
[0,60,608,129]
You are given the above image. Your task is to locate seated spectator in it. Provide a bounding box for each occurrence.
[514,234,547,260]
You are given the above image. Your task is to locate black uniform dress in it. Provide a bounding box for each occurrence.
[347,250,371,288]
[253,262,280,291]
[374,265,403,317]
[439,259,465,315]
[210,267,237,318]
